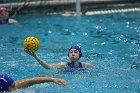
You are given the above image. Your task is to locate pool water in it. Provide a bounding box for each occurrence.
[0,11,140,93]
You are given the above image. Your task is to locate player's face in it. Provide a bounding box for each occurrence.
[0,11,9,20]
[69,49,79,62]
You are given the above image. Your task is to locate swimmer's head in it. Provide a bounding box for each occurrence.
[0,74,14,92]
[0,8,9,20]
[68,45,82,59]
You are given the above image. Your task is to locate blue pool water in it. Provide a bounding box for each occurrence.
[0,11,140,93]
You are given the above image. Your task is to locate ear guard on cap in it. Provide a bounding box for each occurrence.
[68,45,82,59]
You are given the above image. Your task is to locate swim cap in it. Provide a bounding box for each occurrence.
[68,45,82,58]
[0,74,14,91]
[0,8,8,13]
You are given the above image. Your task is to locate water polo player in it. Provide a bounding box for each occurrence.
[25,45,95,69]
[0,8,18,24]
[0,74,67,92]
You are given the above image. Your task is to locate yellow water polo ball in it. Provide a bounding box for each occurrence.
[24,36,40,53]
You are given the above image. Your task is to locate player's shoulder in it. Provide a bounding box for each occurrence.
[82,62,95,68]
[58,62,67,65]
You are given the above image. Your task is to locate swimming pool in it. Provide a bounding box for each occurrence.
[0,10,140,93]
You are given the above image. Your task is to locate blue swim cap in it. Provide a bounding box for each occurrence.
[68,45,82,58]
[0,74,14,91]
